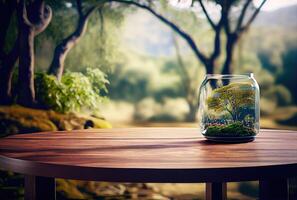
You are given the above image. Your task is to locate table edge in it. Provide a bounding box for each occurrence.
[1,155,297,183]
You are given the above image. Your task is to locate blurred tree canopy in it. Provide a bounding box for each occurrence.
[0,0,296,123]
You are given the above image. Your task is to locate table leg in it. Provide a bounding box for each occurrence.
[25,175,56,200]
[289,177,297,200]
[205,182,227,200]
[259,178,288,200]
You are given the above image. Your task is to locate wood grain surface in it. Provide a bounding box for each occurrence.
[0,128,297,182]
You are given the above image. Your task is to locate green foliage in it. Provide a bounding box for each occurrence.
[108,69,150,102]
[265,85,292,106]
[153,86,183,103]
[148,113,180,122]
[276,46,297,104]
[63,6,124,73]
[205,122,256,137]
[35,68,109,113]
[236,26,297,108]
[207,83,255,120]
[86,68,109,94]
[34,2,125,72]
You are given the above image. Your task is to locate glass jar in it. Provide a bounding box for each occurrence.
[198,73,260,142]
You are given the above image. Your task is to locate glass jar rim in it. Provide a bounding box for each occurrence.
[206,73,254,79]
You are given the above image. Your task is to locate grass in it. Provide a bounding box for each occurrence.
[204,122,257,137]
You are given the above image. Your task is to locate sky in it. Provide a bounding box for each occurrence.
[170,0,297,11]
[254,0,297,11]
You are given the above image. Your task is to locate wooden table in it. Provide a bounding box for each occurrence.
[0,128,297,200]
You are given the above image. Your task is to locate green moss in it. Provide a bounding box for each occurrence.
[0,105,112,136]
[0,106,57,136]
[205,122,256,137]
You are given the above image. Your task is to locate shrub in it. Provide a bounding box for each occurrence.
[35,68,109,113]
[85,68,109,94]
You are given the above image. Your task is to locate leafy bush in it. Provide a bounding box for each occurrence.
[35,68,109,113]
[85,68,109,94]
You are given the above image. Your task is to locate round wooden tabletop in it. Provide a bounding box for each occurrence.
[0,128,297,183]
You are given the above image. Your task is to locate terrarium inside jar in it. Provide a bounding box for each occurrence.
[198,73,260,142]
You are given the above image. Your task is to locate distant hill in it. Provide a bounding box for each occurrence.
[254,5,297,28]
[121,5,297,57]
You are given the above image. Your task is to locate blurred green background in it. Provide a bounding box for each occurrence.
[0,0,297,199]
[35,0,297,129]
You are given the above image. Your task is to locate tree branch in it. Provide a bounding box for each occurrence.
[197,0,216,30]
[27,0,44,24]
[20,0,52,35]
[48,2,97,80]
[17,0,31,26]
[98,8,104,37]
[85,6,97,19]
[225,106,235,121]
[239,0,266,32]
[235,0,251,32]
[34,4,52,35]
[221,2,231,35]
[76,0,83,17]
[210,17,223,61]
[0,37,19,104]
[76,0,97,19]
[109,0,207,64]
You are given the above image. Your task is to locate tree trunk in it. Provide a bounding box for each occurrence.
[205,59,218,89]
[205,61,214,75]
[17,23,36,106]
[48,6,95,80]
[0,0,17,104]
[0,40,19,104]
[0,1,51,105]
[48,18,89,80]
[221,34,238,85]
[232,112,237,122]
[48,40,71,80]
[222,34,237,75]
[12,0,52,107]
[0,0,16,59]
